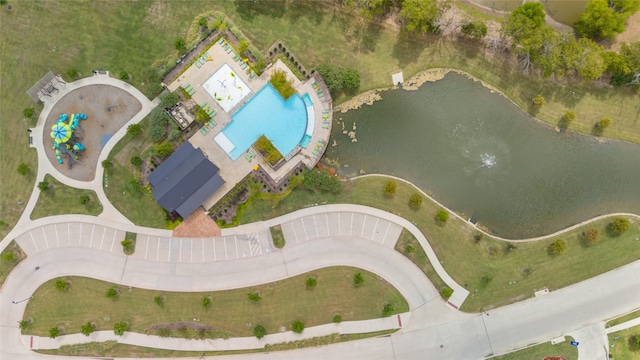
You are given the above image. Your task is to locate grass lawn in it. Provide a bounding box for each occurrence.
[607,310,640,328]
[23,267,408,338]
[30,175,102,220]
[490,337,578,360]
[608,325,640,360]
[2,1,639,240]
[0,240,27,287]
[239,176,640,312]
[103,116,166,228]
[37,330,397,357]
[270,225,286,249]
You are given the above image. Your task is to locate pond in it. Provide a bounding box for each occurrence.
[324,72,640,238]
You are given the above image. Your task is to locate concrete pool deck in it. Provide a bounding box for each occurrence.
[168,40,333,211]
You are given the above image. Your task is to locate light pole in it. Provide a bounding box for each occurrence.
[480,308,489,316]
[12,296,33,304]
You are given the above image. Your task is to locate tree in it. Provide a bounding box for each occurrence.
[106,288,118,298]
[202,296,211,308]
[399,0,443,34]
[575,0,627,40]
[159,91,180,109]
[306,277,317,289]
[18,319,29,330]
[49,327,60,339]
[574,38,606,80]
[127,123,142,136]
[584,228,600,243]
[532,94,546,107]
[597,117,612,129]
[316,64,345,93]
[384,180,397,197]
[436,209,449,223]
[551,239,567,255]
[38,181,50,192]
[253,324,267,339]
[17,163,30,176]
[55,278,69,292]
[130,156,142,169]
[195,106,210,123]
[79,194,90,205]
[174,37,186,51]
[461,20,488,39]
[511,2,546,27]
[441,287,453,299]
[353,272,364,286]
[154,142,174,158]
[80,322,95,336]
[247,291,261,302]
[113,321,128,336]
[409,193,423,209]
[563,111,576,122]
[238,40,249,55]
[382,303,394,317]
[610,217,630,235]
[66,68,79,80]
[343,68,361,90]
[333,314,343,323]
[23,107,35,119]
[149,107,169,143]
[291,320,305,334]
[154,295,164,306]
[198,17,208,27]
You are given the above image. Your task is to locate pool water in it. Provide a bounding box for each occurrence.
[219,83,307,160]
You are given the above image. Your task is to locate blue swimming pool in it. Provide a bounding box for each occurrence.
[218,83,307,160]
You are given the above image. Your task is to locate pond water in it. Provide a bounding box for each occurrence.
[471,0,589,25]
[324,73,640,238]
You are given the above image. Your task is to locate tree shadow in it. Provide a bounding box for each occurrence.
[286,0,325,25]
[591,124,604,137]
[392,32,427,68]
[357,21,383,54]
[234,0,287,21]
[557,117,571,130]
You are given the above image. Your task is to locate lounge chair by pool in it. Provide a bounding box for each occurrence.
[245,153,252,162]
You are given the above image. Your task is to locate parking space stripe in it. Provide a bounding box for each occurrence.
[100,227,106,249]
[234,235,239,259]
[300,219,308,241]
[325,213,330,236]
[224,237,228,260]
[55,224,59,247]
[213,238,216,261]
[371,218,379,241]
[42,228,49,249]
[381,222,391,244]
[110,231,116,252]
[89,225,95,248]
[78,223,82,245]
[67,223,71,246]
[338,213,341,236]
[290,222,299,243]
[30,231,39,252]
[350,213,354,236]
[361,215,367,238]
[313,216,319,238]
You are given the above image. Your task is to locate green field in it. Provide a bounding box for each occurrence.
[30,175,103,220]
[2,1,639,239]
[240,176,640,311]
[608,325,640,360]
[23,267,408,338]
[491,337,578,360]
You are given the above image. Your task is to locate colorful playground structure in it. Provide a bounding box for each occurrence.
[50,113,87,168]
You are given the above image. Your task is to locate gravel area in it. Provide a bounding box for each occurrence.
[43,85,142,181]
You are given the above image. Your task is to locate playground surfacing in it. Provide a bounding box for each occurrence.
[43,85,141,181]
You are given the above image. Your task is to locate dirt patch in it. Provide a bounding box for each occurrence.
[173,209,221,238]
[43,85,142,181]
[609,11,640,51]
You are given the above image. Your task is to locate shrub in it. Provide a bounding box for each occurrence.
[38,181,50,192]
[301,169,341,194]
[253,324,267,339]
[610,218,630,235]
[159,92,180,109]
[23,107,35,119]
[49,327,60,338]
[101,159,113,169]
[238,40,249,55]
[584,228,600,243]
[113,321,128,336]
[597,117,612,129]
[563,111,576,122]
[154,142,174,158]
[54,279,68,292]
[333,315,342,323]
[382,303,394,317]
[306,277,317,289]
[254,135,283,165]
[441,287,453,299]
[532,94,546,107]
[80,322,95,336]
[154,295,164,306]
[106,288,118,299]
[247,292,261,302]
[2,252,15,262]
[18,320,29,330]
[66,68,79,80]
[127,123,142,136]
[79,194,90,205]
[202,296,211,308]
[383,180,397,197]
[119,70,129,81]
[435,209,449,223]
[198,17,207,27]
[409,193,423,209]
[291,320,305,334]
[353,272,364,286]
[269,70,295,99]
[461,20,488,39]
[344,68,360,90]
[632,334,640,351]
[405,245,414,253]
[17,163,30,176]
[551,239,567,255]
[130,156,142,169]
[506,242,517,251]
[149,108,169,143]
[174,37,186,51]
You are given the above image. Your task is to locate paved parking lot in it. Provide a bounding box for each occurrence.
[15,222,126,256]
[131,231,272,263]
[281,211,403,248]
